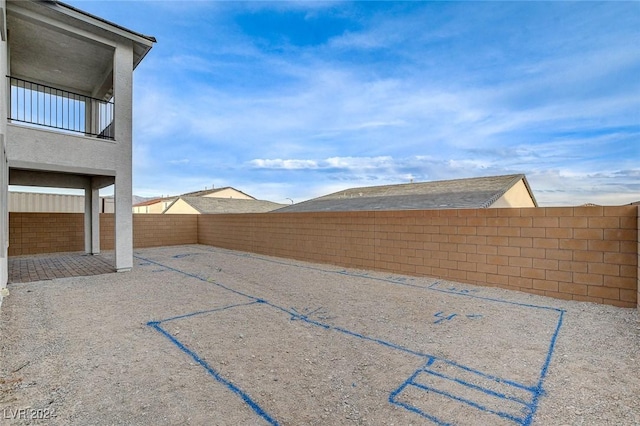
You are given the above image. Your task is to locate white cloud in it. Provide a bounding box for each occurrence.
[168,159,190,165]
[249,156,397,171]
[249,159,318,170]
[120,1,638,207]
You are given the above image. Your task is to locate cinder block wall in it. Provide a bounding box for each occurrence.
[9,213,84,255]
[198,206,638,308]
[98,214,198,250]
[8,208,638,309]
[130,214,198,249]
[8,213,197,254]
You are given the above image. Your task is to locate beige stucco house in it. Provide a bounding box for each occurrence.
[132,197,176,214]
[182,186,256,199]
[133,186,256,213]
[0,0,154,304]
[276,174,538,213]
[164,197,285,215]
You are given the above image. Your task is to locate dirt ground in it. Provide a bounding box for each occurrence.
[0,244,638,425]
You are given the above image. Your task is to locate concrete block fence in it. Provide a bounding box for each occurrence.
[200,206,638,309]
[7,206,639,309]
[8,213,197,254]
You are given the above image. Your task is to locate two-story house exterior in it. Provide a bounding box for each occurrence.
[0,0,155,301]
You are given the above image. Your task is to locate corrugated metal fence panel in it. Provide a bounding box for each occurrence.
[8,193,113,213]
[9,192,84,213]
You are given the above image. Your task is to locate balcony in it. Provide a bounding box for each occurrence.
[8,76,114,140]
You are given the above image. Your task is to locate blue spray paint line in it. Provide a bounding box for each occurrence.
[134,254,258,302]
[410,381,524,424]
[140,250,563,425]
[390,358,533,425]
[139,253,441,362]
[291,306,323,317]
[148,298,437,424]
[428,281,566,423]
[191,245,437,291]
[437,357,537,393]
[153,301,259,324]
[192,245,566,317]
[389,368,451,426]
[536,310,565,388]
[433,311,457,324]
[154,290,529,395]
[391,399,453,426]
[427,282,565,314]
[147,321,279,426]
[329,325,430,359]
[290,306,334,322]
[172,253,198,258]
[523,309,565,426]
[419,368,532,407]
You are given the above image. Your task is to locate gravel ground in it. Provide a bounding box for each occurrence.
[0,244,638,425]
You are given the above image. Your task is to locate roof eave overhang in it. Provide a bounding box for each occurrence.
[520,175,539,207]
[42,0,155,69]
[484,174,538,208]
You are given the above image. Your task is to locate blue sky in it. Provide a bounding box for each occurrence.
[67,1,639,206]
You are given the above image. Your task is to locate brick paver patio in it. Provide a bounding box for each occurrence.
[8,252,115,283]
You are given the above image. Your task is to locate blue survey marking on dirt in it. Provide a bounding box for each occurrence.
[522,309,564,426]
[157,301,259,324]
[433,311,484,324]
[444,285,479,295]
[146,316,279,426]
[388,366,448,426]
[290,306,334,322]
[421,367,531,406]
[389,357,538,425]
[171,253,204,259]
[338,269,370,278]
[138,249,565,426]
[145,294,430,422]
[433,311,457,324]
[427,281,566,314]
[134,254,259,302]
[192,244,437,291]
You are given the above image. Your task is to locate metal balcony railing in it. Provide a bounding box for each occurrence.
[8,76,115,140]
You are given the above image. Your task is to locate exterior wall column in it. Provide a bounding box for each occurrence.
[83,181,100,254]
[0,0,9,303]
[0,140,7,297]
[113,40,133,272]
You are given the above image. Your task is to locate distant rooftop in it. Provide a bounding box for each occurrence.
[180,187,256,200]
[132,197,176,208]
[167,197,285,214]
[276,174,536,213]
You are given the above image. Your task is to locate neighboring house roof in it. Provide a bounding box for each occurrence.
[133,197,176,207]
[180,186,256,199]
[165,197,285,214]
[275,174,537,213]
